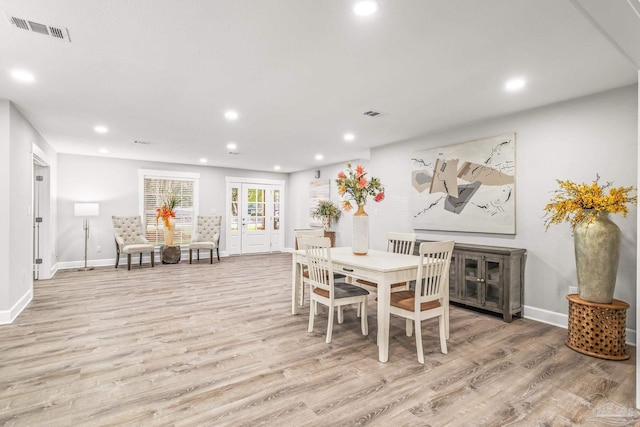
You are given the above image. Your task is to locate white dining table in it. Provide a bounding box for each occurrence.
[291,246,447,363]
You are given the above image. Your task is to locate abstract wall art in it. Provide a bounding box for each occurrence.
[411,133,516,234]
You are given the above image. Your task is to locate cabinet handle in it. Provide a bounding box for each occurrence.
[477,278,485,283]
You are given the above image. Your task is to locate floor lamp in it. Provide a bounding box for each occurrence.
[74,202,100,271]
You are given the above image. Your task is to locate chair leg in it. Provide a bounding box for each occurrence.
[189,249,193,264]
[308,297,315,332]
[337,306,344,324]
[415,319,424,364]
[150,251,155,267]
[361,300,368,336]
[439,315,448,354]
[197,249,200,260]
[216,248,220,261]
[127,254,132,271]
[139,253,142,266]
[406,319,413,337]
[210,249,213,264]
[115,252,120,268]
[326,305,335,343]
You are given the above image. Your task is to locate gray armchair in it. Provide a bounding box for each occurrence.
[189,215,221,264]
[112,215,155,270]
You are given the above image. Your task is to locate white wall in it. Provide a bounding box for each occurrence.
[1,100,57,323]
[56,154,289,266]
[289,85,638,330]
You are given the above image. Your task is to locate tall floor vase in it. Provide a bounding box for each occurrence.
[164,217,176,246]
[574,210,621,303]
[352,204,369,255]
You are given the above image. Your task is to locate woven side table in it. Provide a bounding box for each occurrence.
[566,294,629,360]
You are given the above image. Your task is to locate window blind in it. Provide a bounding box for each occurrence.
[143,177,195,245]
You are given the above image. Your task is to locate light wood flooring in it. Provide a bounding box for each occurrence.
[1,253,638,426]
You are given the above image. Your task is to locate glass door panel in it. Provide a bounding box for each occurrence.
[484,259,502,308]
[463,256,481,303]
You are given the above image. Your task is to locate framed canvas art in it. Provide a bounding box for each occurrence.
[411,133,516,234]
[309,179,330,227]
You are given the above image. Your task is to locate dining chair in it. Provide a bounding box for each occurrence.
[189,215,222,264]
[112,215,155,270]
[294,229,325,305]
[388,240,454,364]
[301,236,369,343]
[356,232,417,292]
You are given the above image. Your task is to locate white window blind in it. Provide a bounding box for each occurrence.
[142,176,196,245]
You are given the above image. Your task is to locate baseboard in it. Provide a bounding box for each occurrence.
[523,304,636,346]
[56,251,229,271]
[0,288,33,324]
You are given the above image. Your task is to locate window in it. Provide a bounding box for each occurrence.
[139,170,200,245]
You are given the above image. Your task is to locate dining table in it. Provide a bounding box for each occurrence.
[291,246,448,363]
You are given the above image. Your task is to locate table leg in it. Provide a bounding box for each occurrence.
[291,255,300,315]
[377,281,390,362]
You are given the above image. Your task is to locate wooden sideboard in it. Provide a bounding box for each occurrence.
[416,241,526,322]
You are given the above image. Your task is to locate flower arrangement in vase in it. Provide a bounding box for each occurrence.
[336,163,385,255]
[311,200,341,231]
[156,192,178,246]
[544,175,636,303]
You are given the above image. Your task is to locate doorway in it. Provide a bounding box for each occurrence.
[226,177,284,255]
[32,145,52,280]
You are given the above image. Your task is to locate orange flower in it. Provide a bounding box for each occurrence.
[338,172,346,179]
[342,200,353,212]
[374,192,385,202]
[339,185,346,195]
[356,165,364,176]
[357,177,367,188]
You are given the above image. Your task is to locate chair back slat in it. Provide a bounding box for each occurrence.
[300,236,334,295]
[415,241,455,308]
[386,232,417,255]
[295,229,325,250]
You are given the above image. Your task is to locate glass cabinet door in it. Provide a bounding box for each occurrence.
[483,258,502,308]
[463,256,482,304]
[448,254,457,298]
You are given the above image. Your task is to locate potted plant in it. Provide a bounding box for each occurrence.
[312,200,342,232]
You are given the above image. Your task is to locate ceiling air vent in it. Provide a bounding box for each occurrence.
[3,12,71,42]
[133,140,153,145]
[363,110,384,117]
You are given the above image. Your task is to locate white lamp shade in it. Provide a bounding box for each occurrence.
[74,203,100,217]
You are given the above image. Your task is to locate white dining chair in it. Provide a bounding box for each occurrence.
[388,240,454,364]
[301,236,369,343]
[294,229,325,305]
[356,232,417,292]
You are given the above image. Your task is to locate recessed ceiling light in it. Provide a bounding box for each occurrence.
[199,158,207,163]
[224,110,239,121]
[315,154,323,161]
[11,69,35,83]
[274,165,281,171]
[98,148,108,154]
[227,142,237,150]
[505,78,526,92]
[94,125,108,134]
[343,133,355,142]
[353,0,379,16]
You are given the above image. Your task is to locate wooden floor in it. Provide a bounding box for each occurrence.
[1,253,638,426]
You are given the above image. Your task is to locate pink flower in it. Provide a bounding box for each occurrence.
[342,201,353,212]
[357,177,367,188]
[374,192,385,202]
[356,165,364,177]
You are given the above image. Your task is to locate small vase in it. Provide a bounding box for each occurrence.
[321,216,331,232]
[164,217,176,247]
[352,204,369,255]
[574,210,621,303]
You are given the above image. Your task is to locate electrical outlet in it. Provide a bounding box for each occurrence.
[568,286,578,294]
[96,245,102,252]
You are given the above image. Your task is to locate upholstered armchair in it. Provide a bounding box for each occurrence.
[112,215,155,270]
[189,215,222,264]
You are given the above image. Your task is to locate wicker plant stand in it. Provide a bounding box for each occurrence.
[566,294,629,360]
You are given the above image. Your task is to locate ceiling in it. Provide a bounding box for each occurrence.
[1,0,638,173]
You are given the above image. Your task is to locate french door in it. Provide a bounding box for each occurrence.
[226,178,284,255]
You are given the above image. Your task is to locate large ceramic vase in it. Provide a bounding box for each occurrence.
[352,204,369,255]
[164,217,176,247]
[574,210,621,303]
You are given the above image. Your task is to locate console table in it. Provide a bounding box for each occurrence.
[566,294,629,360]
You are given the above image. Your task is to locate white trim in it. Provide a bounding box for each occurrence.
[225,176,285,186]
[0,288,33,324]
[523,304,636,346]
[55,251,230,270]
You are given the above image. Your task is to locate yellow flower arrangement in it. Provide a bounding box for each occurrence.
[544,175,636,230]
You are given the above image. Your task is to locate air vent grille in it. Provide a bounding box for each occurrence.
[4,12,71,42]
[134,140,153,145]
[363,110,384,117]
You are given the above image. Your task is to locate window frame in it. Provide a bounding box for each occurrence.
[138,169,200,246]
